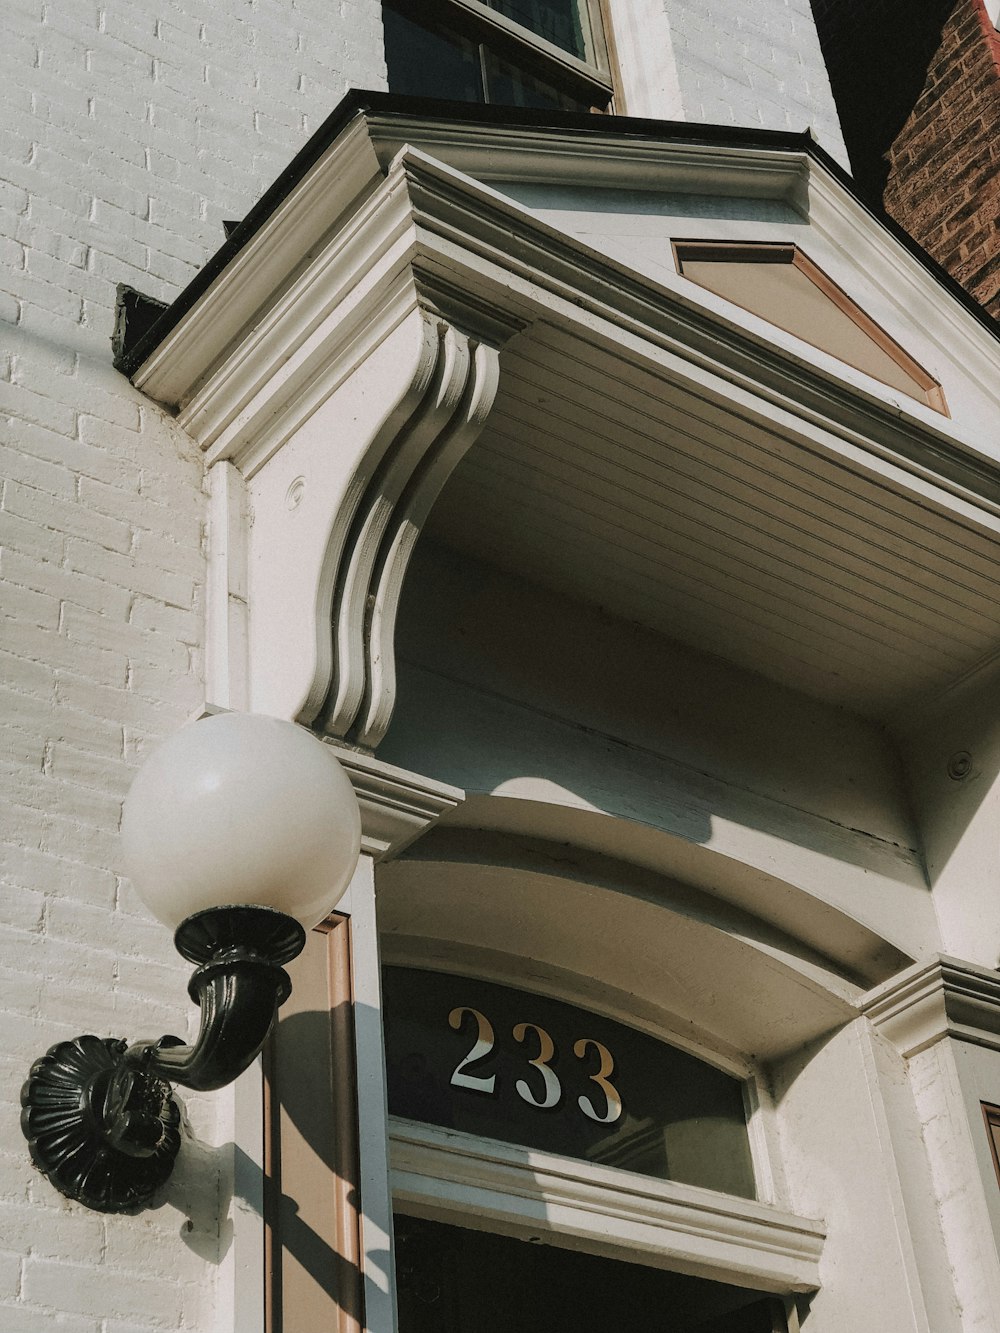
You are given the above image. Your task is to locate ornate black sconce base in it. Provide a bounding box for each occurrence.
[21,905,306,1212]
[21,1035,181,1213]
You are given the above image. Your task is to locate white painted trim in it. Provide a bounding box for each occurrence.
[368,118,810,204]
[206,461,249,713]
[184,218,425,470]
[985,0,999,29]
[388,1118,825,1293]
[132,114,385,408]
[132,112,1000,746]
[350,856,399,1333]
[132,111,1000,446]
[324,746,465,858]
[864,955,1000,1058]
[743,1077,781,1210]
[439,0,613,86]
[391,147,1000,502]
[233,300,512,730]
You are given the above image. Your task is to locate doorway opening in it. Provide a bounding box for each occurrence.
[394,1212,791,1332]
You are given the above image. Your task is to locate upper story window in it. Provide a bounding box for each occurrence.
[383,0,614,112]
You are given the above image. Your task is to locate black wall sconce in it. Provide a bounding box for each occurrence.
[21,713,361,1213]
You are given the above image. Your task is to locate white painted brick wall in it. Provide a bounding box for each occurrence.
[0,1,385,1328]
[662,0,851,168]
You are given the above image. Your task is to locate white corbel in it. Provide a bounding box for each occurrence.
[204,284,515,741]
[134,128,523,745]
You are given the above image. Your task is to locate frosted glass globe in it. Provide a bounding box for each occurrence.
[120,713,362,931]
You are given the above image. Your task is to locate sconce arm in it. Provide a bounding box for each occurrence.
[21,906,306,1212]
[124,940,298,1093]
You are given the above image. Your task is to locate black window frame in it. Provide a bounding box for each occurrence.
[383,0,616,113]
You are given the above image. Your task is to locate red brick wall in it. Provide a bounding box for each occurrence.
[881,0,1000,318]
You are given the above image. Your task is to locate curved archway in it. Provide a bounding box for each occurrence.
[376,797,908,1064]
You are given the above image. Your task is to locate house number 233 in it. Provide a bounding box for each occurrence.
[447,1006,624,1124]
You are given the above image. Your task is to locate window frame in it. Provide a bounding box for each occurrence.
[381,941,787,1190]
[380,952,776,1202]
[377,947,820,1313]
[388,1117,824,1301]
[383,0,616,111]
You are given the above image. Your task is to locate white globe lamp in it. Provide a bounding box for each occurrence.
[120,711,362,931]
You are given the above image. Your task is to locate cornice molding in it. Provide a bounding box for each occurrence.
[864,956,1000,1059]
[325,746,464,860]
[366,114,813,205]
[135,120,1000,519]
[131,115,385,409]
[392,148,1000,520]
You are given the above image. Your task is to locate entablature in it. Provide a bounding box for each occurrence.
[121,94,1000,744]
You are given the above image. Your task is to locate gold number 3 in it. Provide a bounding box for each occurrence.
[513,1022,561,1109]
[574,1038,623,1124]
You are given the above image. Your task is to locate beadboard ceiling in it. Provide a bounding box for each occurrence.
[424,321,1000,721]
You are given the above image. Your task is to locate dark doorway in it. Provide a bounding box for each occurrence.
[395,1213,787,1332]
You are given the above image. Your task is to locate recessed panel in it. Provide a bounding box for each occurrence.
[675,241,944,409]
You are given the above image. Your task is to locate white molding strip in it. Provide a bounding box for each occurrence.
[864,955,1000,1059]
[388,1118,824,1294]
[326,746,464,859]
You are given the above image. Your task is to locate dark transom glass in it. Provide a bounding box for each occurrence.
[383,968,756,1198]
[483,0,591,61]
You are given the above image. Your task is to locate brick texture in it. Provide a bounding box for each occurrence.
[814,0,1000,319]
[882,0,1000,317]
[665,0,850,167]
[0,1,385,1328]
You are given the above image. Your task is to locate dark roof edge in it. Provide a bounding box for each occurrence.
[113,89,999,380]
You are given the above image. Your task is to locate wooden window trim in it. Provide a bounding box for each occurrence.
[672,240,949,415]
[264,915,364,1333]
[389,1116,824,1295]
[448,0,613,83]
[982,1102,1000,1190]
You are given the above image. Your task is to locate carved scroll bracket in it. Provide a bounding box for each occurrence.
[204,279,521,741]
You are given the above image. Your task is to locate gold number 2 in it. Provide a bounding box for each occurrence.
[513,1022,561,1109]
[448,1007,497,1094]
[574,1038,623,1124]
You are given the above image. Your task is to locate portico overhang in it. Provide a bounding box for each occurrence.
[120,91,1000,747]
